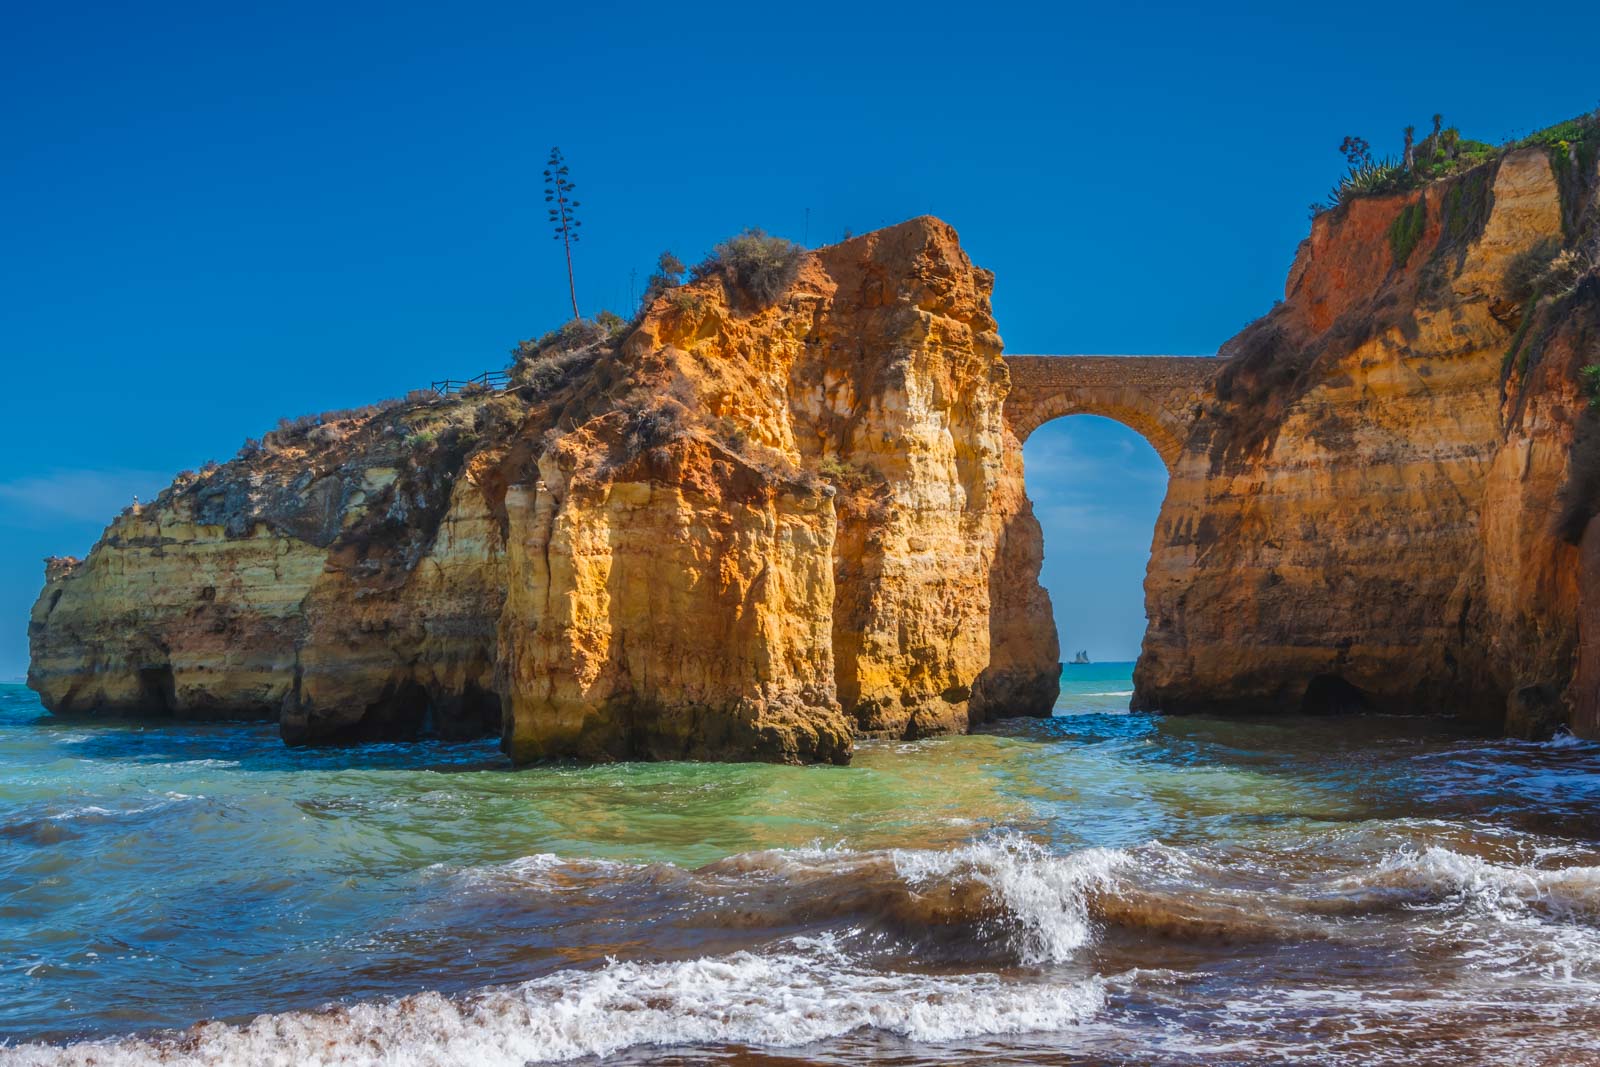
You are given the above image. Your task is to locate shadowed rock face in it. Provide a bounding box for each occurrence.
[29,155,1600,754]
[27,217,1060,763]
[1132,147,1600,739]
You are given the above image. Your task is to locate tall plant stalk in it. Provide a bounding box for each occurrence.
[544,147,581,318]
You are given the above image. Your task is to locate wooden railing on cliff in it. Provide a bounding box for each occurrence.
[429,370,510,396]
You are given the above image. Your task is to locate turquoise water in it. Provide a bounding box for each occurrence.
[2,666,1599,1065]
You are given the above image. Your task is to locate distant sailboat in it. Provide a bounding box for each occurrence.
[1071,650,1091,664]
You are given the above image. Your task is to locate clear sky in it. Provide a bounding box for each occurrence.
[3,1,1597,677]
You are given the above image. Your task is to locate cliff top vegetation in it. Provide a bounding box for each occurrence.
[1315,109,1600,216]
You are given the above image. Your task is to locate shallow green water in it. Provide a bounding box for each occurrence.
[2,665,1598,1065]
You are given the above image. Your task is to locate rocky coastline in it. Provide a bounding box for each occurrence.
[27,136,1600,756]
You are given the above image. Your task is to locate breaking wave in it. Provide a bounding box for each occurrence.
[0,942,1104,1066]
[1330,845,1600,922]
[9,828,1600,1065]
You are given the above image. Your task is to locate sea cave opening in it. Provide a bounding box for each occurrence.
[1020,414,1170,711]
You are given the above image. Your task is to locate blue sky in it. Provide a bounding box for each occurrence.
[3,1,1597,677]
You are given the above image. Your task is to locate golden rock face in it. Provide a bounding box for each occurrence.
[1135,148,1600,738]
[27,216,1059,763]
[32,161,1599,753]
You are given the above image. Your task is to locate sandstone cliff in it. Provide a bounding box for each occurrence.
[1134,139,1600,738]
[28,218,1059,763]
[34,126,1600,753]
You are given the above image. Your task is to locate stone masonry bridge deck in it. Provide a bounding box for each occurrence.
[1003,355,1223,468]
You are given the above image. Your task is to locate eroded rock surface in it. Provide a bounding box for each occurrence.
[32,149,1600,752]
[28,218,1058,762]
[1134,147,1600,738]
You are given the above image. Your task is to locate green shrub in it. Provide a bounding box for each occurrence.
[595,309,629,339]
[1330,157,1412,205]
[666,289,704,314]
[818,456,874,489]
[639,252,688,311]
[1412,128,1497,181]
[1326,111,1594,213]
[1441,166,1493,244]
[695,228,805,306]
[1512,112,1600,151]
[1388,200,1426,267]
[1581,365,1600,409]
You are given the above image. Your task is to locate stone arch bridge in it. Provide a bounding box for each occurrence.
[1003,355,1222,468]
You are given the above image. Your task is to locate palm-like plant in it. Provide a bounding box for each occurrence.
[544,148,582,318]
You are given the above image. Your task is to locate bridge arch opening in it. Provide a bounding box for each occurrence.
[1020,413,1169,698]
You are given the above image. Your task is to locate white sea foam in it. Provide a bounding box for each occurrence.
[47,805,121,820]
[891,835,1129,963]
[0,949,1104,1067]
[1341,845,1600,922]
[47,794,192,822]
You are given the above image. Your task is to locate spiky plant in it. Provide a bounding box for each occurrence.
[1330,157,1411,204]
[1581,364,1600,409]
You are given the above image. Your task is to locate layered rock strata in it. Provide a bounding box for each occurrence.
[28,218,1059,762]
[1134,146,1600,738]
[33,142,1600,752]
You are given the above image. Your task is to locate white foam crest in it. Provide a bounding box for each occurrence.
[48,794,193,822]
[1344,846,1600,922]
[892,835,1130,963]
[447,851,646,892]
[0,951,1104,1067]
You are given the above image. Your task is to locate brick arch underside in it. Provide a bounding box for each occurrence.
[1008,388,1188,469]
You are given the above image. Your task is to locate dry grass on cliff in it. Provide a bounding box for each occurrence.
[238,391,440,458]
[509,314,624,399]
[693,229,805,307]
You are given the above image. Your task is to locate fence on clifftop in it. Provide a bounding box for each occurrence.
[429,370,510,396]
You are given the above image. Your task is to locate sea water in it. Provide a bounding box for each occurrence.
[1,666,1598,1065]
